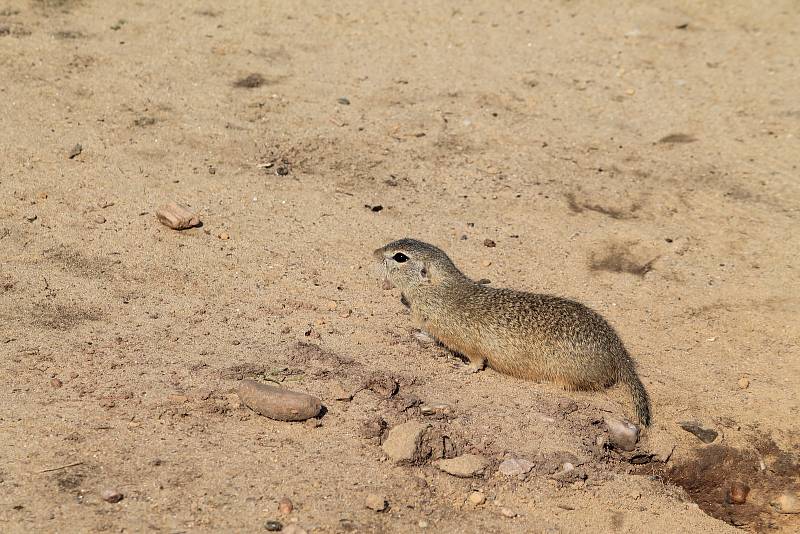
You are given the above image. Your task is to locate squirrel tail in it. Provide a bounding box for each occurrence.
[619,363,651,427]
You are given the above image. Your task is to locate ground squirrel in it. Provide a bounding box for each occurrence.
[374,238,652,426]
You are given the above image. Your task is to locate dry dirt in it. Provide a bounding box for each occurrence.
[1,1,799,533]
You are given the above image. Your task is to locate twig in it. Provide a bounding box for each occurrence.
[38,461,83,474]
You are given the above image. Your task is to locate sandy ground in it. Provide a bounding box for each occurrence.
[1,1,799,532]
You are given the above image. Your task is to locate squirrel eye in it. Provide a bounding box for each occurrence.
[392,252,409,263]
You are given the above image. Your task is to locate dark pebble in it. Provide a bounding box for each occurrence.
[68,143,83,159]
[265,520,283,531]
[337,97,351,105]
[483,239,496,247]
[679,421,718,443]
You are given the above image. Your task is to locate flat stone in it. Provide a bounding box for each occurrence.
[679,421,718,444]
[365,494,388,512]
[382,421,430,463]
[772,492,800,514]
[498,457,534,477]
[433,454,489,478]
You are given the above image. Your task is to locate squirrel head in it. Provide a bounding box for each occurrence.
[373,238,465,297]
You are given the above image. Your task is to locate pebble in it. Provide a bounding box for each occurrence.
[467,491,486,506]
[365,494,388,512]
[25,214,37,222]
[237,379,322,422]
[218,231,230,240]
[500,507,516,518]
[50,378,63,388]
[605,417,639,451]
[738,377,750,389]
[418,519,429,528]
[278,497,293,515]
[68,143,82,159]
[420,403,453,417]
[304,418,322,428]
[101,489,123,503]
[94,215,106,224]
[481,260,492,267]
[382,421,430,463]
[264,520,283,531]
[498,457,534,477]
[729,482,749,504]
[483,239,496,247]
[337,97,351,105]
[155,202,200,230]
[679,421,718,443]
[413,331,436,344]
[433,454,489,478]
[772,492,800,514]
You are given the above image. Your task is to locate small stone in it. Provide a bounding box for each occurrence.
[94,215,106,224]
[772,492,800,514]
[729,482,749,505]
[483,239,496,247]
[304,418,322,428]
[337,97,351,105]
[237,379,322,421]
[50,378,63,388]
[498,457,534,477]
[500,507,516,518]
[413,331,436,344]
[278,497,293,515]
[468,491,486,506]
[433,454,489,478]
[331,382,355,402]
[25,214,37,222]
[365,494,388,512]
[382,421,429,463]
[264,520,283,531]
[218,231,230,240]
[481,260,492,267]
[417,520,429,528]
[420,403,453,417]
[37,192,48,200]
[679,421,718,444]
[155,202,200,230]
[605,417,639,451]
[68,143,82,159]
[738,377,750,389]
[101,489,123,503]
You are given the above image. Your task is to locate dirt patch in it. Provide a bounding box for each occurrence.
[654,439,800,531]
[566,192,641,220]
[589,243,657,277]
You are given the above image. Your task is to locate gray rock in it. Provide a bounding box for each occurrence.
[605,417,639,451]
[498,457,534,477]
[679,421,718,443]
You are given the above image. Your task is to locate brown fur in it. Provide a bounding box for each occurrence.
[374,238,652,426]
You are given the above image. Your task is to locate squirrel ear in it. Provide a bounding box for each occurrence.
[419,263,431,283]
